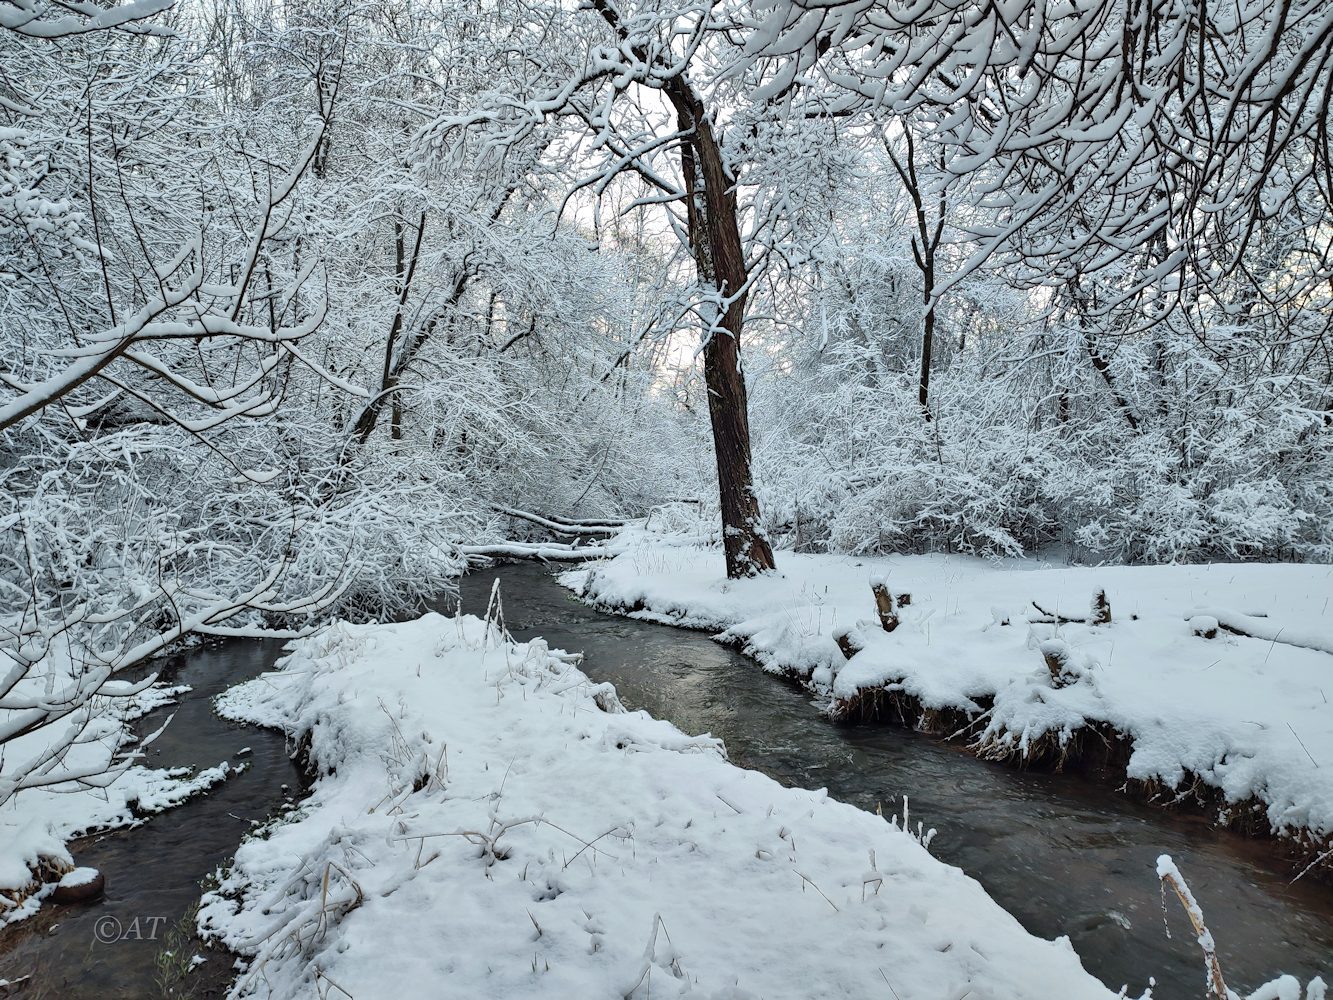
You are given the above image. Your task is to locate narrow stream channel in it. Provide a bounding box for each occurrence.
[0,640,301,999]
[460,563,1333,999]
[2,563,1328,998]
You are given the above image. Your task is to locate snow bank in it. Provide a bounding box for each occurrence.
[0,681,237,924]
[564,536,1333,851]
[199,612,1132,1000]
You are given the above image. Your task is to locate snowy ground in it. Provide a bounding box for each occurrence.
[197,611,1149,1000]
[0,681,238,924]
[563,532,1333,863]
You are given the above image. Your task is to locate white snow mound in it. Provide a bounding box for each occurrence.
[199,612,1130,1000]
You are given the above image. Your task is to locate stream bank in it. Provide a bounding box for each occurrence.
[461,562,1333,999]
[0,640,302,999]
[565,545,1333,883]
[1,561,1329,998]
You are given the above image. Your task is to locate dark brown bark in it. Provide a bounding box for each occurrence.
[667,80,775,578]
[886,127,945,422]
[567,1,775,577]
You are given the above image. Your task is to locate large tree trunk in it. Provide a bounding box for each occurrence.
[701,298,774,577]
[671,84,775,578]
[588,0,772,577]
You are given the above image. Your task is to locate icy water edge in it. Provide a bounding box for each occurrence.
[0,562,1329,997]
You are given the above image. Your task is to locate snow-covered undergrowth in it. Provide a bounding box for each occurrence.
[748,357,1333,566]
[0,681,236,924]
[198,612,1140,1000]
[564,535,1333,863]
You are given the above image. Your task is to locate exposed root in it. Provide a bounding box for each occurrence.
[0,854,74,920]
[833,679,1333,880]
[571,585,1333,881]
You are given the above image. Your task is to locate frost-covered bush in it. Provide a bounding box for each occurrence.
[749,334,1333,564]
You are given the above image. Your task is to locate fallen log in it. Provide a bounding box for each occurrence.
[1190,609,1333,655]
[1189,615,1220,639]
[537,515,632,531]
[490,505,625,536]
[460,543,611,562]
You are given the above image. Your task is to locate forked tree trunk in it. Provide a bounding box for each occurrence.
[669,83,775,578]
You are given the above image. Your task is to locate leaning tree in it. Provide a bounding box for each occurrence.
[432,1,801,577]
[432,0,1330,575]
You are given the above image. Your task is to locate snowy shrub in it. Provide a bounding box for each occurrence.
[749,338,1331,564]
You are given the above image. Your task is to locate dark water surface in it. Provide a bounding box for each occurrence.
[2,562,1329,998]
[0,639,301,999]
[460,563,1333,1000]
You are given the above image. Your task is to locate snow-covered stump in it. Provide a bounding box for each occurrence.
[1040,639,1075,687]
[833,626,860,661]
[1091,588,1112,625]
[1190,616,1220,640]
[51,866,104,904]
[869,576,899,633]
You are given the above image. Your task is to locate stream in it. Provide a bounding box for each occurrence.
[0,640,303,999]
[460,563,1333,999]
[0,562,1329,998]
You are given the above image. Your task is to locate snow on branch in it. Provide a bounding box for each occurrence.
[0,0,177,38]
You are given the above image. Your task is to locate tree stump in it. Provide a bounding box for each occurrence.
[833,627,859,660]
[52,867,105,904]
[1040,639,1074,687]
[1090,588,1111,625]
[1190,616,1219,639]
[870,578,899,633]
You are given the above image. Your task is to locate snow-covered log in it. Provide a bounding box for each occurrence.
[460,543,612,562]
[491,505,626,536]
[1193,611,1333,656]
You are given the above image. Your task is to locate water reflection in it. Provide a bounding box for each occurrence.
[460,562,1333,999]
[3,561,1326,999]
[0,640,302,999]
